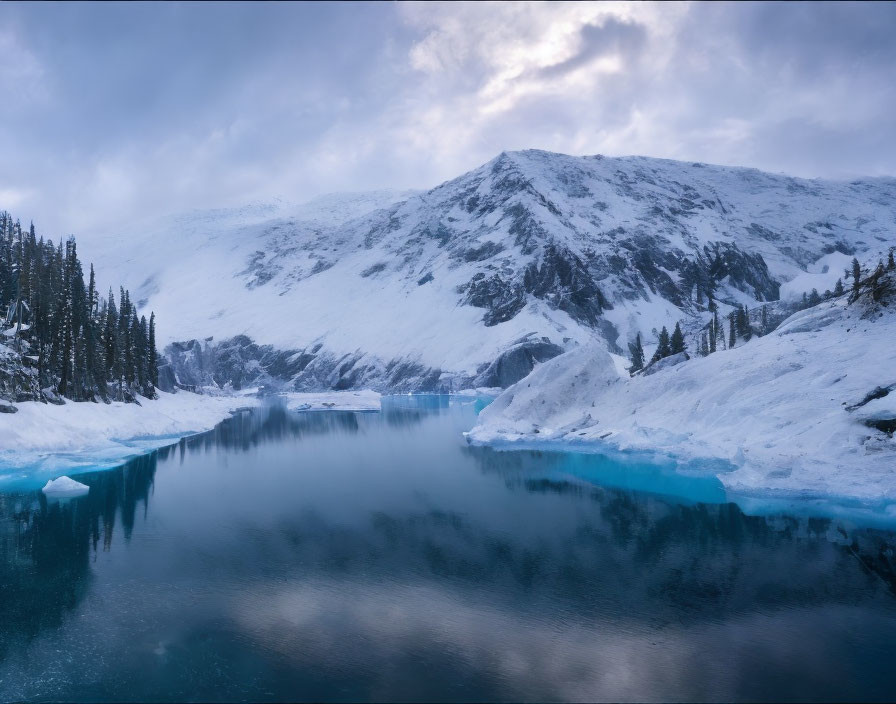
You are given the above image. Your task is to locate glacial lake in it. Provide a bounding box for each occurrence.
[2,395,896,702]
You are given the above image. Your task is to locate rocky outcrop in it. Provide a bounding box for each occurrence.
[163,332,566,395]
[522,244,610,325]
[462,273,526,326]
[162,336,305,391]
[704,242,780,302]
[0,345,42,403]
[163,337,460,394]
[641,351,689,376]
[473,338,563,388]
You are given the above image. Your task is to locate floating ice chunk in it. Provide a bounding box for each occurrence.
[42,476,89,496]
[282,390,381,412]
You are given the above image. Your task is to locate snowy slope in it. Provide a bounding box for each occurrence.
[468,281,896,503]
[81,150,896,392]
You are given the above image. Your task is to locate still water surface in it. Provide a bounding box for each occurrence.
[1,396,896,702]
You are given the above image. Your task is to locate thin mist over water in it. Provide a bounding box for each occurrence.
[1,397,895,702]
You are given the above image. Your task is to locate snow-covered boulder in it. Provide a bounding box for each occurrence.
[283,390,382,412]
[473,337,563,389]
[42,476,89,496]
[41,387,65,405]
[473,344,622,441]
[641,351,689,376]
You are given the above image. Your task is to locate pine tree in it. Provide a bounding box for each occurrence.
[700,332,709,357]
[632,334,644,379]
[834,278,844,296]
[735,305,751,340]
[728,313,736,348]
[135,314,149,393]
[670,322,686,355]
[807,288,821,307]
[888,249,895,271]
[87,263,97,318]
[104,289,117,385]
[871,260,886,302]
[709,311,718,353]
[652,326,672,363]
[148,312,158,394]
[119,288,136,396]
[851,257,862,299]
[56,240,74,397]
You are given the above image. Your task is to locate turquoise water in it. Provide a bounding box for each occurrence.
[1,395,895,702]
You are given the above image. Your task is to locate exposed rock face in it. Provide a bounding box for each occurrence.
[473,339,564,388]
[0,345,41,403]
[462,273,526,326]
[162,332,568,394]
[163,337,460,394]
[156,360,178,393]
[0,343,98,405]
[163,337,304,392]
[522,244,610,326]
[703,242,780,302]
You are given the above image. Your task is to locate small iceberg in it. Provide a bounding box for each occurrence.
[42,476,90,497]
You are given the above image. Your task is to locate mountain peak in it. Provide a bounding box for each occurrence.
[86,148,896,396]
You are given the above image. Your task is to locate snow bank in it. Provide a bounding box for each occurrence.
[469,297,896,503]
[0,390,260,485]
[42,476,89,496]
[282,390,381,412]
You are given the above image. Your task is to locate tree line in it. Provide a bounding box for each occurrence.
[628,305,764,375]
[795,251,894,310]
[627,322,687,373]
[0,212,158,402]
[848,253,895,304]
[628,249,896,375]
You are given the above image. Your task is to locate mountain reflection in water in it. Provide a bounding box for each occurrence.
[1,397,895,702]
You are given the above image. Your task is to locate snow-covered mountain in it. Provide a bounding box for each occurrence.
[85,150,896,392]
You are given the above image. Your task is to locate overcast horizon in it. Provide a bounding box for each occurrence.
[1,1,894,239]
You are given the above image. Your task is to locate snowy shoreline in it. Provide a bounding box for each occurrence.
[0,389,388,489]
[465,434,896,527]
[0,390,262,487]
[468,296,896,508]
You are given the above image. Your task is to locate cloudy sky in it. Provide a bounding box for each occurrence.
[1,1,894,237]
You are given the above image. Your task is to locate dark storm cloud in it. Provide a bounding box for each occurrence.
[0,1,892,238]
[538,18,647,78]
